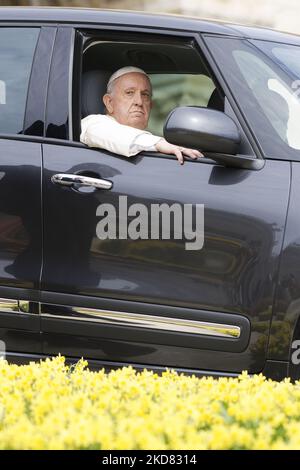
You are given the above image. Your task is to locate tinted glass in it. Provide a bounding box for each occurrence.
[0,28,40,134]
[205,36,300,159]
[252,41,300,79]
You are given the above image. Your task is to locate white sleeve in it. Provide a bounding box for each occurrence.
[80,115,162,158]
[130,133,163,153]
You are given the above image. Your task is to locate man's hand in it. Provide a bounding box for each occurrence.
[155,138,204,165]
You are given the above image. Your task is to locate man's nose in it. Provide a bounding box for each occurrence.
[133,92,143,105]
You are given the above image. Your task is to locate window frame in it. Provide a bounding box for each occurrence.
[74,27,260,160]
[74,29,224,144]
[73,27,259,160]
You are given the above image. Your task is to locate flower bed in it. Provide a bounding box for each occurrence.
[0,356,299,449]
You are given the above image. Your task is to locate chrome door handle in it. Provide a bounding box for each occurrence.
[51,173,112,190]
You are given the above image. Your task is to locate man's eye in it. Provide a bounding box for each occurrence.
[126,90,134,95]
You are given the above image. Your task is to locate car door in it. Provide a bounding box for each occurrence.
[40,26,290,375]
[0,26,55,362]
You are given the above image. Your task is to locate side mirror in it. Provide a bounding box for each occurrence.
[164,106,241,155]
[164,106,265,170]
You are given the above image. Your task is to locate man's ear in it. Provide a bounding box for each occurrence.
[103,94,113,114]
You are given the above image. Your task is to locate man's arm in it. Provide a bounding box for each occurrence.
[80,114,204,164]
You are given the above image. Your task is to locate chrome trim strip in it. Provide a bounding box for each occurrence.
[0,298,19,313]
[0,298,33,314]
[41,306,241,339]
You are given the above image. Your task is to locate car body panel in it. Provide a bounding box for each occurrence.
[0,7,267,37]
[268,162,300,364]
[1,7,300,46]
[40,143,290,373]
[0,140,42,353]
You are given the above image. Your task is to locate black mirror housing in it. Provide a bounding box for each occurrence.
[164,106,241,155]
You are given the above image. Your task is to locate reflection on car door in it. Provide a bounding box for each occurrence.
[0,27,48,361]
[40,143,290,374]
[0,140,42,360]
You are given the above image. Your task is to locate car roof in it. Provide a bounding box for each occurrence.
[1,7,300,45]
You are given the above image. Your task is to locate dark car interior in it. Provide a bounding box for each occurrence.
[79,37,225,121]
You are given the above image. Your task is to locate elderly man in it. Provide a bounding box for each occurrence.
[80,66,203,165]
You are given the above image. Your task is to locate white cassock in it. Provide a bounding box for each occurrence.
[80,114,163,157]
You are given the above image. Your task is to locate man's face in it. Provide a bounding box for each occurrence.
[103,72,152,130]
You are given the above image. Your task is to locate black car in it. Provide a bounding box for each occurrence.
[1,6,300,380]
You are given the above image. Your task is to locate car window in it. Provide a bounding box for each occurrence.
[79,36,224,138]
[0,28,40,135]
[233,49,300,150]
[205,36,300,160]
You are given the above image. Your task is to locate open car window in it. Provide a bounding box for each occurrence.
[78,34,224,137]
